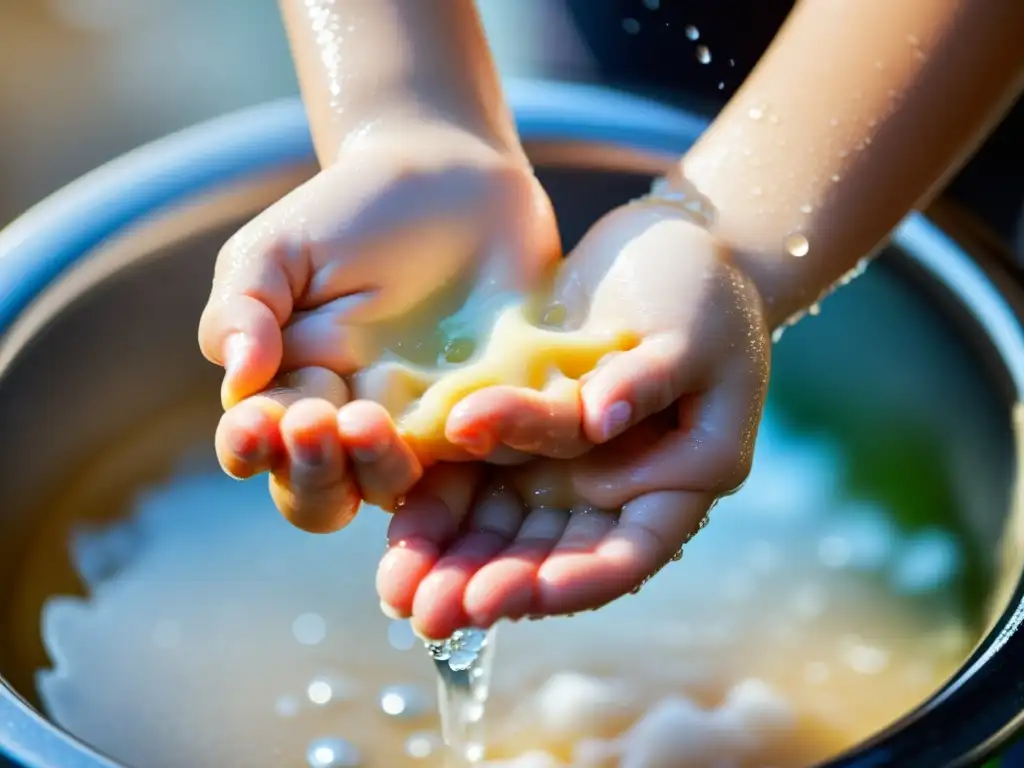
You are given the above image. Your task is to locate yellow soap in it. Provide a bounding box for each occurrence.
[392,302,639,459]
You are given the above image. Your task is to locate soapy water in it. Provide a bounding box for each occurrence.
[1,395,981,767]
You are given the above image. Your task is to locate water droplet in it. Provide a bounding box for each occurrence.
[442,337,475,365]
[308,679,335,706]
[808,302,821,316]
[695,45,712,64]
[670,548,684,562]
[831,173,842,183]
[380,683,430,719]
[907,33,920,46]
[684,24,699,41]
[306,737,362,768]
[747,103,766,121]
[784,233,810,257]
[717,81,725,90]
[799,203,813,214]
[293,612,327,645]
[728,58,736,67]
[622,17,640,34]
[405,732,443,760]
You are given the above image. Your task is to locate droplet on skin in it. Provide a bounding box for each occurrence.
[808,303,821,316]
[747,103,765,121]
[684,24,699,40]
[695,45,712,64]
[622,17,640,34]
[799,204,813,214]
[784,234,810,258]
[831,174,842,183]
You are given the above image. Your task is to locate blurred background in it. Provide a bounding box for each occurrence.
[1,0,1021,264]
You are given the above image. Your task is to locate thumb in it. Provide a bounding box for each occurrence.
[199,228,309,409]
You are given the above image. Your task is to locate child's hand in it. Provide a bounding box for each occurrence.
[446,200,771,465]
[377,203,772,638]
[198,123,560,533]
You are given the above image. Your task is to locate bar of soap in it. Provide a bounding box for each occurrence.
[355,295,639,462]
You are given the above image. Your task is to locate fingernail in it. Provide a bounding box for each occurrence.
[600,401,632,441]
[456,428,492,456]
[352,437,387,464]
[223,333,251,378]
[294,434,332,467]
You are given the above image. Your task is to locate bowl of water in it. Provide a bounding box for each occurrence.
[1,80,1023,768]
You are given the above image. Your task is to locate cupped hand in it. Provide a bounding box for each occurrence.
[198,123,560,532]
[378,201,773,638]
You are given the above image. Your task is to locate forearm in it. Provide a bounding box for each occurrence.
[678,0,1024,329]
[279,0,519,167]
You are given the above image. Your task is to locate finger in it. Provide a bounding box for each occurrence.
[215,366,348,479]
[270,397,360,534]
[376,464,483,619]
[280,295,376,374]
[572,356,768,510]
[199,229,311,409]
[446,377,590,459]
[580,332,701,444]
[411,484,526,640]
[337,400,423,510]
[460,505,598,626]
[535,490,712,615]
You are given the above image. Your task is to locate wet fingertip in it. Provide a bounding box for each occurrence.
[379,599,409,620]
[223,333,253,377]
[589,399,633,443]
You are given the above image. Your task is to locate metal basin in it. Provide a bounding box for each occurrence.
[0,80,1023,768]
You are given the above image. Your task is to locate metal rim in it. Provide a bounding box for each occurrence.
[0,79,1022,768]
